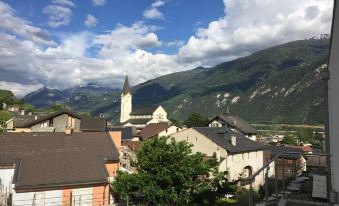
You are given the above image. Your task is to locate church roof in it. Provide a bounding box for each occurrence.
[122,76,130,95]
[130,106,159,115]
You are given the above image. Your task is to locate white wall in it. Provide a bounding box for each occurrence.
[0,168,14,193]
[329,0,339,194]
[72,187,93,206]
[171,129,264,188]
[12,190,62,206]
[149,106,168,123]
[159,125,181,137]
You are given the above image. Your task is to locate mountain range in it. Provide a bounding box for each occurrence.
[23,36,330,124]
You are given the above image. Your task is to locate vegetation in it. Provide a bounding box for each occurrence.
[24,38,330,124]
[112,137,235,205]
[183,112,210,128]
[281,134,298,146]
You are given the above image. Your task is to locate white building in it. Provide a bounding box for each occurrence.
[208,109,258,141]
[120,76,169,130]
[171,127,265,188]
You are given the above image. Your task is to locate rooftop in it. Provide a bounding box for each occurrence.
[136,122,173,140]
[193,127,264,154]
[0,132,119,191]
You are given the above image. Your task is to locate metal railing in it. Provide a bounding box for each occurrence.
[242,151,330,206]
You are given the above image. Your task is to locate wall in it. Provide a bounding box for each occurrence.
[120,93,132,123]
[329,0,339,195]
[12,189,63,206]
[7,128,32,132]
[149,106,169,123]
[0,168,14,194]
[208,120,223,128]
[171,128,264,188]
[226,151,264,188]
[159,125,181,137]
[171,128,227,158]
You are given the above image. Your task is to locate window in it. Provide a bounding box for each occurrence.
[243,166,253,178]
[49,118,53,127]
[242,153,244,160]
[196,137,198,141]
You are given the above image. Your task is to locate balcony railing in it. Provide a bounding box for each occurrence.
[242,151,331,206]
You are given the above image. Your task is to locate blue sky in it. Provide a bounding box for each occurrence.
[0,0,334,96]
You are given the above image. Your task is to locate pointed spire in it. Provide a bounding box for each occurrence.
[122,75,130,95]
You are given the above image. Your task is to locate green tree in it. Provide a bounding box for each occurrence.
[281,134,298,146]
[169,117,183,128]
[183,112,209,128]
[112,136,228,205]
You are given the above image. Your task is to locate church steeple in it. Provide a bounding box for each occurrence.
[122,75,130,95]
[120,75,132,123]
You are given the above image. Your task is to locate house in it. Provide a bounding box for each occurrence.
[6,110,107,133]
[134,122,181,141]
[119,76,169,130]
[208,109,258,141]
[107,125,138,141]
[0,131,120,206]
[264,145,306,179]
[120,140,142,173]
[171,127,265,188]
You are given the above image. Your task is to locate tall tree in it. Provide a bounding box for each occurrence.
[183,112,209,128]
[112,137,230,205]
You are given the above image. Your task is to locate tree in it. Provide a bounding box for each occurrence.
[169,117,183,128]
[183,112,209,128]
[281,134,298,146]
[112,136,229,205]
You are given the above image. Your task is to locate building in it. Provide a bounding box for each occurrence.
[5,110,107,132]
[208,109,258,141]
[171,127,265,188]
[119,76,169,130]
[328,0,339,200]
[264,145,306,179]
[134,122,181,141]
[0,131,120,206]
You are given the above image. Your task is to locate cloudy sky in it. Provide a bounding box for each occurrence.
[0,0,333,97]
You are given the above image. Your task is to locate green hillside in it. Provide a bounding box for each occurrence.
[24,38,330,124]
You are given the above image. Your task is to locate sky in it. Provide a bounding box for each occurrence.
[0,0,334,97]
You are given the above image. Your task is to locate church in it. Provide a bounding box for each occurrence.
[120,76,169,130]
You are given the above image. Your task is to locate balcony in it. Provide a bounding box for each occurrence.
[242,152,330,206]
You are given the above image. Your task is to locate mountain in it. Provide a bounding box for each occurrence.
[24,37,330,124]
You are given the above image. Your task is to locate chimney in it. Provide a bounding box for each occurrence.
[34,115,38,120]
[231,135,236,146]
[64,127,73,135]
[28,112,32,116]
[20,110,25,116]
[216,149,221,161]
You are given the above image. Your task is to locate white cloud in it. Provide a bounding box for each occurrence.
[0,0,334,97]
[92,0,106,6]
[167,40,185,47]
[152,0,165,7]
[52,0,75,7]
[143,7,164,20]
[178,0,333,65]
[94,22,161,58]
[43,5,72,27]
[0,81,42,98]
[143,0,166,20]
[0,1,55,46]
[85,14,98,27]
